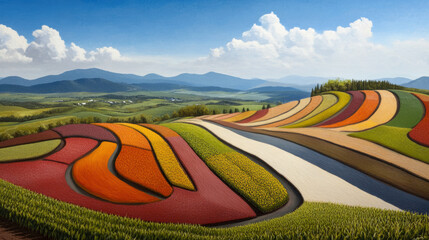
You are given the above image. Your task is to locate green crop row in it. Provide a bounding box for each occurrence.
[0,139,62,162]
[349,90,429,163]
[283,91,350,128]
[349,125,429,163]
[0,179,428,239]
[163,123,288,213]
[385,90,424,128]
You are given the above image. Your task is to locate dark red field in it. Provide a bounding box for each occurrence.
[317,91,364,126]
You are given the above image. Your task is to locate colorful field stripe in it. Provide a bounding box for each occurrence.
[283,92,350,128]
[248,100,299,123]
[120,123,195,190]
[115,145,173,197]
[409,93,429,147]
[223,111,257,122]
[317,91,364,126]
[321,90,379,128]
[257,96,322,128]
[243,98,310,127]
[237,109,268,123]
[0,139,62,162]
[72,141,160,203]
[45,138,98,164]
[334,90,397,132]
[93,123,151,149]
[53,124,117,142]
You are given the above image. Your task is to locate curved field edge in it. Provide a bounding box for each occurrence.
[349,126,429,163]
[162,123,288,213]
[0,180,427,240]
[210,120,429,200]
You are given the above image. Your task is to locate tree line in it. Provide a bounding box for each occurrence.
[311,79,404,96]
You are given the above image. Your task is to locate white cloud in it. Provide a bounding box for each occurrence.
[0,24,125,68]
[69,42,87,62]
[25,25,67,62]
[89,46,125,62]
[1,14,429,80]
[196,12,429,79]
[0,24,31,63]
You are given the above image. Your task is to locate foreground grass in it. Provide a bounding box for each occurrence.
[0,179,427,239]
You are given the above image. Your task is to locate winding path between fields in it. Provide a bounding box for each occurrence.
[184,119,429,214]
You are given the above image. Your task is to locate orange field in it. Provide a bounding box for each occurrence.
[321,90,379,128]
[94,123,151,149]
[72,141,160,203]
[115,145,173,197]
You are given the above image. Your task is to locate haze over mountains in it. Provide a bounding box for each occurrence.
[0,68,428,91]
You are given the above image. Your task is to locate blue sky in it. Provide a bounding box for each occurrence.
[2,0,428,56]
[0,0,429,79]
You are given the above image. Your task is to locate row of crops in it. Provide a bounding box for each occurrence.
[208,90,429,164]
[0,122,289,225]
[0,178,427,239]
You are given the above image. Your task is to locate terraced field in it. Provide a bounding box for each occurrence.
[0,122,288,225]
[201,90,429,202]
[0,89,428,239]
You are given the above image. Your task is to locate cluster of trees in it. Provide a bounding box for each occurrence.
[311,79,404,96]
[262,104,271,109]
[106,115,149,124]
[175,104,210,117]
[222,108,249,114]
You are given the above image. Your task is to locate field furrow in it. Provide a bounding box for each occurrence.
[72,141,160,203]
[115,145,173,197]
[321,90,379,128]
[257,96,322,128]
[283,92,350,128]
[120,123,195,190]
[45,137,98,164]
[186,119,403,210]
[163,122,288,213]
[94,123,151,149]
[317,91,364,126]
[334,90,397,131]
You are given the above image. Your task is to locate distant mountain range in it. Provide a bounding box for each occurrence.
[0,78,245,93]
[0,68,427,91]
[0,78,310,102]
[402,77,429,90]
[0,68,270,90]
[375,77,412,85]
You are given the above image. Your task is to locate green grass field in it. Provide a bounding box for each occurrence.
[0,91,269,139]
[0,179,427,240]
[350,90,428,163]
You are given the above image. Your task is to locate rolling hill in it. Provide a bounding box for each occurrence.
[402,76,429,90]
[0,69,267,90]
[0,78,256,94]
[0,78,136,93]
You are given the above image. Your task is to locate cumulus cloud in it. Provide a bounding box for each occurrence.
[25,25,67,62]
[89,46,124,62]
[1,13,429,80]
[0,24,31,62]
[0,24,125,66]
[200,12,429,79]
[69,42,87,62]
